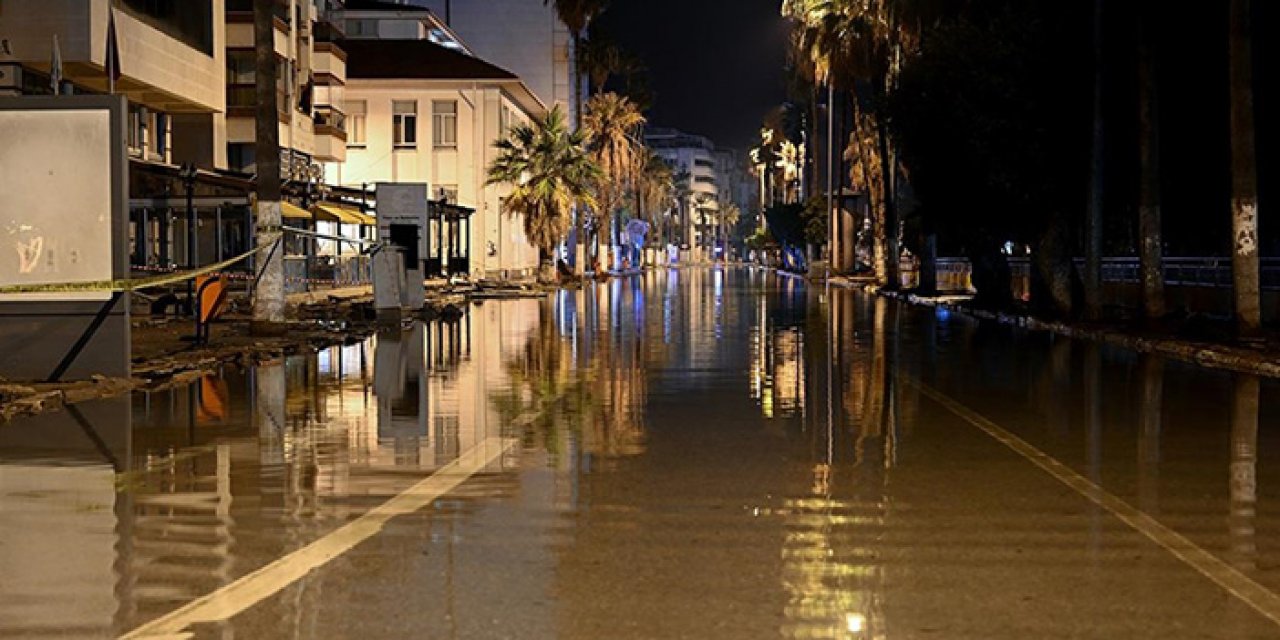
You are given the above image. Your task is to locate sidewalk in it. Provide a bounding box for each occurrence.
[869,286,1280,380]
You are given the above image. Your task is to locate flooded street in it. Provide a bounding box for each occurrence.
[3,267,1280,639]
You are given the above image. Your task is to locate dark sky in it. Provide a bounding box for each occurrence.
[594,0,791,152]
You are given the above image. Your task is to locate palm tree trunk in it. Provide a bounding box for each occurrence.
[877,116,899,290]
[1137,20,1166,322]
[1229,0,1261,337]
[572,31,587,277]
[252,0,284,331]
[1084,0,1105,320]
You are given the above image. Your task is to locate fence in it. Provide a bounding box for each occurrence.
[901,256,1280,295]
[283,255,373,294]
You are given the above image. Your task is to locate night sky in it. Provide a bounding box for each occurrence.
[594,0,791,152]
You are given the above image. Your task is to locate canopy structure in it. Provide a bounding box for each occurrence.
[424,201,475,277]
[312,202,376,226]
[281,201,312,220]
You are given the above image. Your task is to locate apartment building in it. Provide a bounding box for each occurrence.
[646,127,721,262]
[330,38,547,280]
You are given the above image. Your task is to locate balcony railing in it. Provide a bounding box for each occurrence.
[313,105,346,133]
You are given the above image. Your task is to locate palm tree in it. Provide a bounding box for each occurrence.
[1084,0,1105,320]
[487,106,601,284]
[783,0,900,287]
[636,151,674,262]
[671,168,693,257]
[252,0,284,330]
[1229,0,1260,338]
[719,201,742,261]
[544,0,607,125]
[1136,10,1165,322]
[582,92,646,270]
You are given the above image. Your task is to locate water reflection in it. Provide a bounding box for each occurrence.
[0,302,538,637]
[1,268,1278,638]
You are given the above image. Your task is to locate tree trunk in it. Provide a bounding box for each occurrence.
[877,117,899,290]
[917,231,938,295]
[537,247,556,285]
[1033,211,1074,317]
[968,238,1013,310]
[1084,0,1105,320]
[252,0,284,331]
[1229,0,1261,337]
[1137,20,1166,323]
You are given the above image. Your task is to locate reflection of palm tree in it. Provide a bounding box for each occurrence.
[491,295,650,461]
[487,106,600,283]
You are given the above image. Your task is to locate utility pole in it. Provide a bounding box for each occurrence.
[252,0,285,332]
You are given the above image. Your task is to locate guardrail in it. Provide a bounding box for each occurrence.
[901,256,1280,293]
[284,255,372,294]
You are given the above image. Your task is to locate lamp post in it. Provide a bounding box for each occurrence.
[179,162,199,316]
[179,162,198,269]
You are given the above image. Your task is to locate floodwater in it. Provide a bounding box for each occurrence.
[2,267,1280,639]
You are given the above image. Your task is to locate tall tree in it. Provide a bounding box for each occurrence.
[487,106,601,283]
[783,0,902,288]
[1229,0,1261,337]
[1084,0,1105,320]
[544,0,607,125]
[252,0,284,331]
[545,0,608,276]
[637,151,674,256]
[1136,7,1166,322]
[582,92,646,270]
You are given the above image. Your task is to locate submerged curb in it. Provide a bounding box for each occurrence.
[853,283,1280,380]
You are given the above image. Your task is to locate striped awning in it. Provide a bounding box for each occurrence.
[312,202,376,226]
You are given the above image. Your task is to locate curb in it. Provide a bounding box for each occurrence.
[863,285,1280,380]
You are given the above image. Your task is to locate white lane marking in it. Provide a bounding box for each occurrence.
[905,376,1280,627]
[121,437,515,639]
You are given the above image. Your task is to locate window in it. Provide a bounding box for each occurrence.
[393,100,417,147]
[436,185,458,204]
[226,50,254,84]
[432,100,457,148]
[347,18,378,37]
[119,0,213,55]
[228,143,255,173]
[346,99,366,146]
[499,105,512,137]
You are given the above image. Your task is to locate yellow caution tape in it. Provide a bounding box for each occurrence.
[0,243,273,295]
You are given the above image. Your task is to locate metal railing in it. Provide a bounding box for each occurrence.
[902,256,1280,293]
[283,255,372,294]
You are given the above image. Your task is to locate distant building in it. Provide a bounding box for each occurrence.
[330,38,547,280]
[645,127,720,261]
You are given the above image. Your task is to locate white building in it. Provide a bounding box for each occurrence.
[646,127,721,262]
[328,38,547,280]
[344,0,576,125]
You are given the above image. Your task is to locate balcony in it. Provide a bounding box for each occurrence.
[313,106,348,163]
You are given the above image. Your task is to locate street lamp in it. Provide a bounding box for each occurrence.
[179,162,199,269]
[178,162,199,316]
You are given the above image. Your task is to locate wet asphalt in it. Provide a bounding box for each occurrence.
[2,267,1280,639]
